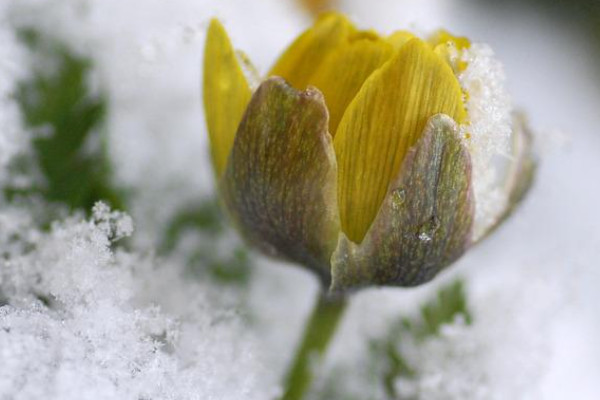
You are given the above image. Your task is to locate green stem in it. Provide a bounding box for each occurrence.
[281,291,348,400]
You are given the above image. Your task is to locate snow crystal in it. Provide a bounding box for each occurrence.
[0,204,273,400]
[458,43,514,241]
[92,201,134,242]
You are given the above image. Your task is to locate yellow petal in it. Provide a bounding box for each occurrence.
[430,29,471,73]
[268,12,355,90]
[387,30,415,50]
[203,18,252,176]
[308,36,394,135]
[429,30,470,50]
[334,38,467,243]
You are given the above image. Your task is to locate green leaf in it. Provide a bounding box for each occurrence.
[161,198,253,286]
[206,248,252,285]
[368,279,471,399]
[159,199,223,254]
[314,280,471,400]
[10,29,126,212]
[414,279,472,340]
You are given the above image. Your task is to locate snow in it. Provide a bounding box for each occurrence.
[458,44,514,241]
[1,0,599,399]
[0,202,272,399]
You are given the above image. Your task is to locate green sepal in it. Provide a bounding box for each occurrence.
[222,77,340,285]
[331,114,474,292]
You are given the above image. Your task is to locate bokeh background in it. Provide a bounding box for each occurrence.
[0,0,599,399]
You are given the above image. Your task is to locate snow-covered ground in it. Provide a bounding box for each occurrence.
[0,0,599,399]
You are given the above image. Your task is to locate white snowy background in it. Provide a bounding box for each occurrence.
[0,0,599,399]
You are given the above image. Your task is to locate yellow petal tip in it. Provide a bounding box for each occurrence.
[203,17,252,177]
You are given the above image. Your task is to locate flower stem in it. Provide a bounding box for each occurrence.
[281,291,348,400]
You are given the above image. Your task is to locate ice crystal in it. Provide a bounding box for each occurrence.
[458,43,513,241]
[0,205,271,400]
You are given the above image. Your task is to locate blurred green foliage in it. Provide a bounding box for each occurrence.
[160,199,253,286]
[160,199,223,253]
[10,29,126,212]
[206,247,252,285]
[12,29,252,286]
[318,280,471,400]
[408,279,472,340]
[372,280,471,399]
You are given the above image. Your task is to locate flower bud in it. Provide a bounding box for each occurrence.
[203,14,535,293]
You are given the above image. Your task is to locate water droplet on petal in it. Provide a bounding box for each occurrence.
[391,188,406,210]
[417,216,440,243]
[418,231,432,242]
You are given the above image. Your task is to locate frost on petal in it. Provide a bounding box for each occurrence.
[458,44,514,241]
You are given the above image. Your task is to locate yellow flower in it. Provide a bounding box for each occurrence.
[203,13,535,292]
